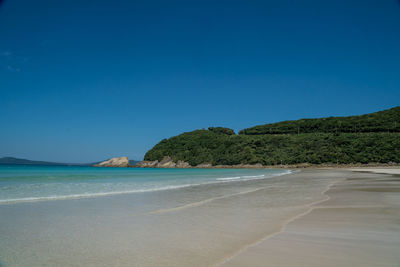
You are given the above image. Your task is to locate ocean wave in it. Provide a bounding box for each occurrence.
[216,176,242,181]
[216,171,291,181]
[0,170,293,204]
[0,183,202,204]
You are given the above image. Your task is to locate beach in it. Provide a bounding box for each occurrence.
[222,168,400,266]
[0,167,399,266]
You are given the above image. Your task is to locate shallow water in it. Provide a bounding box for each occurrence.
[0,165,289,204]
[0,166,336,266]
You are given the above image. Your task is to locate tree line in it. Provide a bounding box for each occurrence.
[144,106,400,166]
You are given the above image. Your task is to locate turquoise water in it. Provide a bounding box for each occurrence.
[0,165,290,204]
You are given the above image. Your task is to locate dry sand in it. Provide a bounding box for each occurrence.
[222,168,400,267]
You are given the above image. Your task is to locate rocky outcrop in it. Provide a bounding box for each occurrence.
[176,160,190,168]
[94,157,130,167]
[136,160,159,168]
[157,156,176,168]
[136,156,190,168]
[135,158,400,169]
[195,163,212,168]
[135,158,266,169]
[216,163,264,168]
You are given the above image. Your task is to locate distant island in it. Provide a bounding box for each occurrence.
[0,157,138,167]
[143,106,400,167]
[0,157,78,166]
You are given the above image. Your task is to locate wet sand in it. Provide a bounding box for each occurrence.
[223,169,400,267]
[348,167,400,175]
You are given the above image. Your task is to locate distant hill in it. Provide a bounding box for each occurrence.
[0,157,140,167]
[144,106,400,166]
[0,157,70,166]
[0,157,102,166]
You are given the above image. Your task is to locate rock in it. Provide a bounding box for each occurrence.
[195,163,212,168]
[176,160,190,168]
[251,163,263,168]
[136,157,191,168]
[233,163,263,168]
[94,157,129,167]
[157,156,176,168]
[136,160,159,168]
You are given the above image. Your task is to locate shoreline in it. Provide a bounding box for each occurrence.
[129,163,400,169]
[129,155,400,169]
[216,177,340,266]
[0,169,292,205]
[0,168,337,266]
[1,168,399,266]
[222,168,400,266]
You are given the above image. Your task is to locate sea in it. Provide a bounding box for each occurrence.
[0,165,291,204]
[3,165,337,266]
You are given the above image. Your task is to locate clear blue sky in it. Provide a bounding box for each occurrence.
[1,0,399,163]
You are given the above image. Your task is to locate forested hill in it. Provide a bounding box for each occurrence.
[144,107,400,166]
[239,106,400,135]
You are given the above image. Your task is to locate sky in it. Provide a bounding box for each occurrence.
[0,0,399,163]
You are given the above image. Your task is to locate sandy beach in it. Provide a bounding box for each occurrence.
[0,168,399,266]
[222,168,400,267]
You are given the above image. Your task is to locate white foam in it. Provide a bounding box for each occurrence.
[0,169,293,204]
[216,171,292,182]
[0,183,200,204]
[216,176,242,181]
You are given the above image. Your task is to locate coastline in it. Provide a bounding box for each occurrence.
[216,176,339,266]
[0,168,399,266]
[222,168,400,266]
[131,159,400,169]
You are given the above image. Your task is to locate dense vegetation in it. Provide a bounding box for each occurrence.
[208,127,235,135]
[239,106,400,135]
[144,107,400,166]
